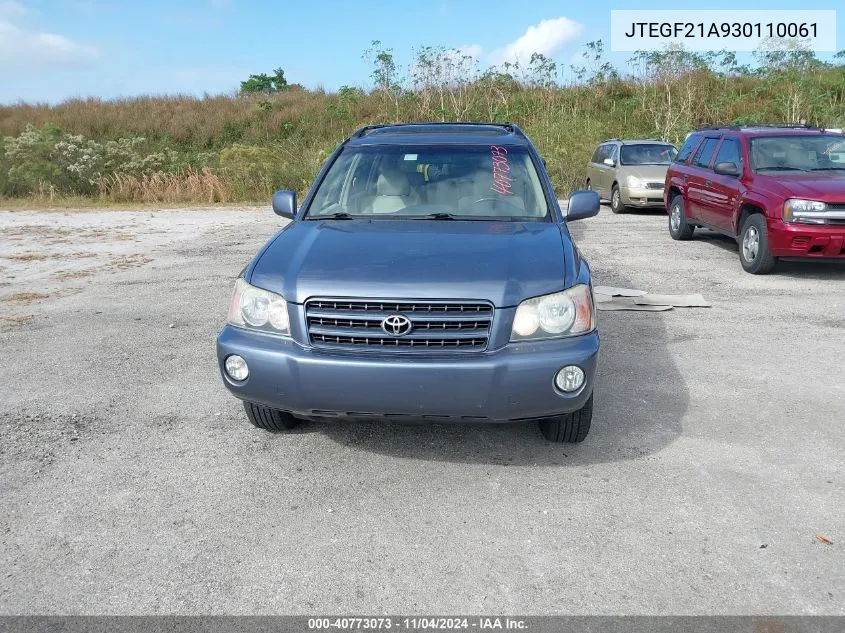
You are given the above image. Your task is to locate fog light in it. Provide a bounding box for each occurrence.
[555,365,584,392]
[225,355,249,381]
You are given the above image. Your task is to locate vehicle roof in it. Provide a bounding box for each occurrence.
[693,126,840,138]
[601,139,674,145]
[345,122,531,147]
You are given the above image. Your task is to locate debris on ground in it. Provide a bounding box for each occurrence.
[633,294,712,308]
[594,286,648,297]
[596,299,672,312]
[815,534,833,545]
[594,286,712,312]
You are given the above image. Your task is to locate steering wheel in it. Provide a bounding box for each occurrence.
[469,196,523,210]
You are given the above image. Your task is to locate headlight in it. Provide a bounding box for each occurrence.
[783,199,827,224]
[511,285,595,341]
[626,175,644,188]
[227,278,290,335]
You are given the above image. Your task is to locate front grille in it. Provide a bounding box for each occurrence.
[646,182,664,190]
[305,298,493,353]
[826,204,845,225]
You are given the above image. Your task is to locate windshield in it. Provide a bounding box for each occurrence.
[305,144,550,220]
[749,135,845,171]
[620,144,677,165]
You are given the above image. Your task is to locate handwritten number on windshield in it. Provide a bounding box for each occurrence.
[490,145,513,195]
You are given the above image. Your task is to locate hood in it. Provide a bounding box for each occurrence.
[754,172,845,201]
[621,164,670,182]
[249,220,574,307]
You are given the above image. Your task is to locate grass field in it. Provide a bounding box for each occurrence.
[1,45,844,205]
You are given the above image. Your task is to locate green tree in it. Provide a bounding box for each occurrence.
[240,67,289,94]
[363,40,402,117]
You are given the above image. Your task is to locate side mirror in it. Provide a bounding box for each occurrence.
[603,158,615,167]
[714,161,740,177]
[272,190,297,219]
[565,190,601,222]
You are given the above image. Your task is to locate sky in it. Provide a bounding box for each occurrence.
[0,0,843,104]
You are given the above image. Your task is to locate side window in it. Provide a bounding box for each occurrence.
[311,154,355,212]
[591,145,604,163]
[714,138,742,168]
[676,133,702,163]
[609,145,619,163]
[692,137,720,169]
[597,144,611,163]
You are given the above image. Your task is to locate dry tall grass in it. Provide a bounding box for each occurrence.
[1,57,843,203]
[97,168,228,203]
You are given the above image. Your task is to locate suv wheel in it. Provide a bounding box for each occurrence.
[668,195,695,240]
[739,214,777,274]
[243,401,301,431]
[539,394,593,443]
[610,185,625,214]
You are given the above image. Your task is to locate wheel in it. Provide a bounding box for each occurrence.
[610,184,625,214]
[538,394,593,443]
[668,195,695,240]
[243,401,301,431]
[738,214,777,274]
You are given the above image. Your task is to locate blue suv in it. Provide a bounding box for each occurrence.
[216,123,601,442]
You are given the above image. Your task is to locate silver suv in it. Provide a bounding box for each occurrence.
[586,139,677,213]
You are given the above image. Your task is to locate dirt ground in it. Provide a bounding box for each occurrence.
[1,205,843,614]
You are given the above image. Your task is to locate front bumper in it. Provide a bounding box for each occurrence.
[767,219,845,258]
[621,185,665,208]
[216,326,599,422]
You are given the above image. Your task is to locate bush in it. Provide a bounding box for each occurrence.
[4,124,68,195]
[218,144,291,199]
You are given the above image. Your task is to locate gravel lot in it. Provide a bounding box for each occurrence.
[1,204,843,614]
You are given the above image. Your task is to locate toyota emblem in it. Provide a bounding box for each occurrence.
[381,314,412,337]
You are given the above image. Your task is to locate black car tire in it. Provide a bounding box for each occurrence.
[738,214,777,274]
[243,401,301,431]
[610,184,625,214]
[539,394,593,443]
[668,195,695,240]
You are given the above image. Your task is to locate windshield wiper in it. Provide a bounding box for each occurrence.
[414,212,459,220]
[757,166,807,172]
[316,212,356,220]
[810,167,845,171]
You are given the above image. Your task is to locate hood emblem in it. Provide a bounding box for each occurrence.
[382,314,412,337]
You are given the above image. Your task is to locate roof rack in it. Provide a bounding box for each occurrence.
[349,121,523,139]
[350,124,390,139]
[697,123,824,131]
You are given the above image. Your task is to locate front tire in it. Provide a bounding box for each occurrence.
[243,401,301,431]
[739,214,777,274]
[539,394,593,443]
[610,184,625,214]
[668,195,695,240]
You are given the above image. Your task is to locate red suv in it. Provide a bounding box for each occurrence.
[664,125,845,273]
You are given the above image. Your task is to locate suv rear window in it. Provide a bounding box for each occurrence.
[692,138,720,168]
[675,134,702,163]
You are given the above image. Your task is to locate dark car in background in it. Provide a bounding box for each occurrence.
[586,139,677,213]
[216,123,602,443]
[665,125,845,273]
